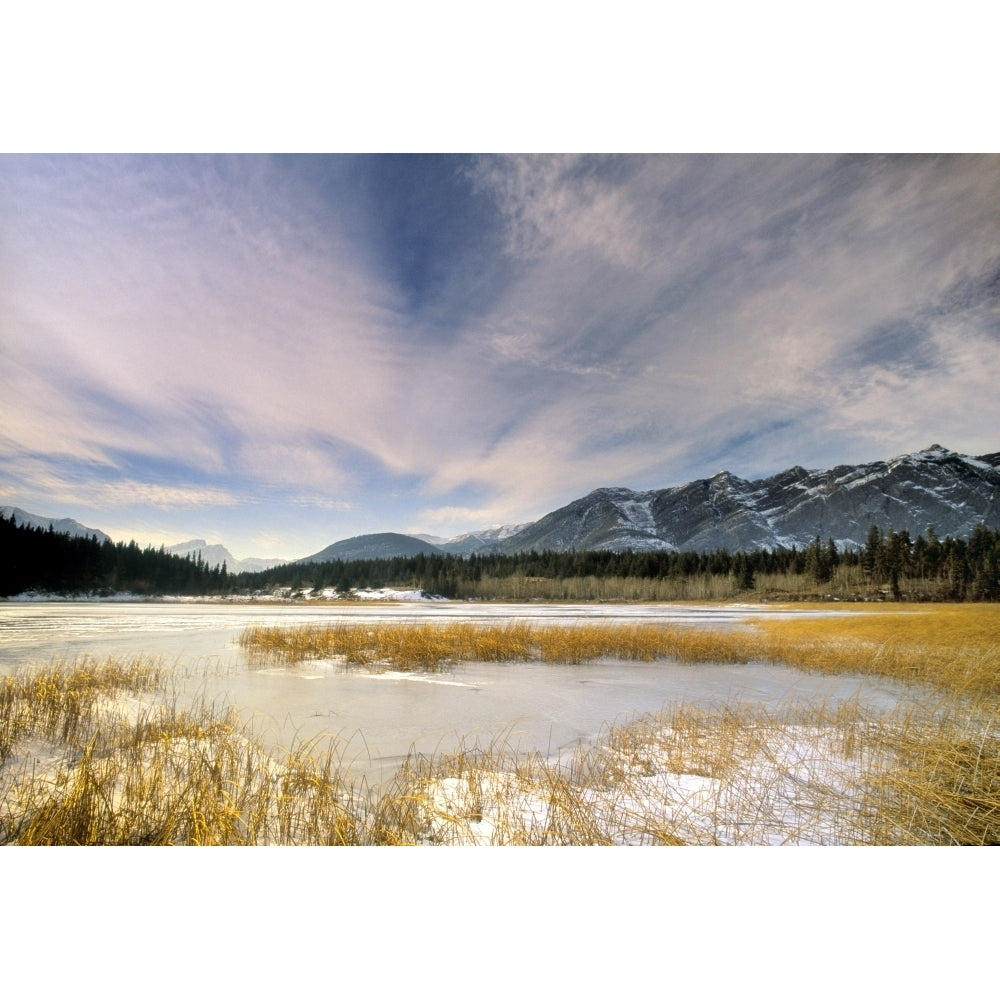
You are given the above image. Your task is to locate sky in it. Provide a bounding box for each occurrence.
[2,154,999,559]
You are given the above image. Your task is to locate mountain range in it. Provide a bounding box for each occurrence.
[8,445,999,565]
[295,444,999,559]
[291,444,1000,560]
[297,532,444,564]
[1,506,111,543]
[493,445,999,555]
[164,539,285,574]
[412,524,532,555]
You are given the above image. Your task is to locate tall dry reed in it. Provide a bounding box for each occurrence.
[6,605,999,844]
[239,620,763,671]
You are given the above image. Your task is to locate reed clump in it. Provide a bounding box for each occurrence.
[367,740,618,846]
[1,655,165,764]
[6,606,1000,845]
[237,607,1000,700]
[378,697,998,845]
[239,620,761,671]
[1,658,363,845]
[750,604,1000,698]
[864,703,1000,845]
[240,621,539,670]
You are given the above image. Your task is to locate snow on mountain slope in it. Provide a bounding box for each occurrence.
[2,509,283,573]
[14,445,998,566]
[496,445,1000,554]
[165,539,285,573]
[1,506,111,543]
[414,524,533,555]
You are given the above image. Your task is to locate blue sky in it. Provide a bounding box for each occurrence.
[2,154,999,559]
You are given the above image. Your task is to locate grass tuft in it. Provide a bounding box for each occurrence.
[5,605,999,844]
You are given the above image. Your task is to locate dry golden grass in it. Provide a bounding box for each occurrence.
[231,605,1000,845]
[4,674,997,845]
[240,621,538,670]
[0,659,363,845]
[749,603,1000,698]
[381,694,998,845]
[238,607,1000,714]
[358,699,994,845]
[366,740,619,846]
[239,620,762,671]
[240,605,1000,698]
[1,655,165,764]
[5,605,999,845]
[861,701,1000,845]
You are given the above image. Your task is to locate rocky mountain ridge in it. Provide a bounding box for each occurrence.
[164,539,285,574]
[10,445,998,565]
[494,445,1000,555]
[412,524,533,555]
[1,506,111,543]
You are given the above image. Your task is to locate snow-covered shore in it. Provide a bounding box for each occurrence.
[1,586,445,604]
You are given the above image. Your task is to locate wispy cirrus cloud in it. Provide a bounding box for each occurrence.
[2,154,998,554]
[0,460,237,511]
[452,155,1000,489]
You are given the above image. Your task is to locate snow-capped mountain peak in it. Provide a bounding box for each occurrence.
[1,506,110,543]
[492,445,1000,555]
[165,539,285,574]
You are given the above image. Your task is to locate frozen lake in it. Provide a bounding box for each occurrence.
[0,600,912,783]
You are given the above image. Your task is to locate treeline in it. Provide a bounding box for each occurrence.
[0,515,230,597]
[240,523,1000,602]
[4,512,1000,602]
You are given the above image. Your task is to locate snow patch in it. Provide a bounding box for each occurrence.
[410,722,885,845]
[352,587,447,602]
[613,497,657,534]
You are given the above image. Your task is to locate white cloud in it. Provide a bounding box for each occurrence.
[451,154,1000,491]
[0,460,238,511]
[3,154,998,552]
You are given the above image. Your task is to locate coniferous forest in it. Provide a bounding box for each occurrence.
[0,515,228,597]
[4,512,1000,602]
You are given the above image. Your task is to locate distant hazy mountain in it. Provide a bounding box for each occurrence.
[1,506,111,543]
[297,532,445,564]
[165,539,285,574]
[413,524,533,555]
[291,445,999,563]
[14,444,997,572]
[495,445,1000,554]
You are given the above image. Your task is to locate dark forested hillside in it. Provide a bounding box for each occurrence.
[0,515,230,597]
[239,523,1000,602]
[492,446,1000,555]
[4,512,999,602]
